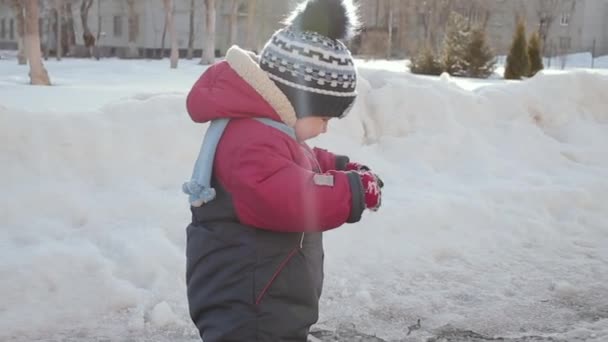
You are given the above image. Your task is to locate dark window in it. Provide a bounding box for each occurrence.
[238,2,247,14]
[560,36,571,50]
[128,15,139,41]
[417,13,424,26]
[560,13,570,26]
[1,18,5,39]
[113,16,123,37]
[9,19,14,40]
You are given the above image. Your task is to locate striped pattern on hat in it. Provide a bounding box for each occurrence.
[259,27,357,119]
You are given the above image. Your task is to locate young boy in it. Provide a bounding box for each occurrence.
[184,0,383,340]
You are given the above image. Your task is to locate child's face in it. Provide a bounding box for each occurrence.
[294,117,331,141]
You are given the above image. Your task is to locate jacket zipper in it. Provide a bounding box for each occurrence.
[255,234,305,305]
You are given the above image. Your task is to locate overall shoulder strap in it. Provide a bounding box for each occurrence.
[254,117,297,140]
[182,119,230,207]
[182,118,296,207]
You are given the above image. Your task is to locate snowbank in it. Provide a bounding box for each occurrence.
[0,50,18,60]
[0,57,207,112]
[1,58,608,341]
[315,68,608,340]
[0,94,203,340]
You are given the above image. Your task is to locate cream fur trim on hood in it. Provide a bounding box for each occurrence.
[225,45,297,128]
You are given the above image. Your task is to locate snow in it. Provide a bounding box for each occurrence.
[1,55,608,342]
[541,52,608,70]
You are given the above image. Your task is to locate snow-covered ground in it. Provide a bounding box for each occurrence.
[1,54,608,342]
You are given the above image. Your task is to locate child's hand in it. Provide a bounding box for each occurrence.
[359,171,382,212]
[345,161,370,172]
[347,162,384,188]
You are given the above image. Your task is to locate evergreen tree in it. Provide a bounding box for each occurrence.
[441,12,470,77]
[410,45,444,76]
[528,31,544,77]
[504,19,530,80]
[465,27,497,78]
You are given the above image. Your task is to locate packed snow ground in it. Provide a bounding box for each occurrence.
[1,55,608,342]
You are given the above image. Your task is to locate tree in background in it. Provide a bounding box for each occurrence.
[96,0,102,56]
[528,31,544,77]
[229,0,242,46]
[441,12,470,76]
[386,0,396,58]
[465,27,496,78]
[414,0,453,51]
[187,0,196,59]
[200,0,216,65]
[80,0,95,58]
[126,0,140,58]
[163,0,179,68]
[24,0,51,85]
[504,19,530,80]
[10,0,27,65]
[535,0,559,56]
[246,0,257,51]
[64,1,77,56]
[409,44,444,76]
[55,0,64,60]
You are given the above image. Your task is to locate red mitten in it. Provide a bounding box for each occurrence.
[359,171,382,212]
[347,162,384,189]
[345,162,370,172]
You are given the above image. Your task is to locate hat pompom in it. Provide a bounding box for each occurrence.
[284,0,359,41]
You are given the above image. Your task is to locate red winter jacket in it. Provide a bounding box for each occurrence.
[185,47,366,341]
[186,52,363,232]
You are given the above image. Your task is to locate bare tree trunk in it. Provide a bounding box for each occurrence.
[96,0,102,41]
[95,0,102,59]
[56,0,63,60]
[11,0,27,65]
[160,17,167,58]
[200,0,216,65]
[163,0,179,68]
[187,0,195,59]
[229,0,239,46]
[64,1,76,56]
[246,0,257,51]
[537,0,559,56]
[387,1,393,58]
[36,0,47,60]
[126,0,140,58]
[43,4,51,60]
[397,0,415,56]
[556,1,577,69]
[81,0,95,57]
[80,0,94,36]
[24,0,51,85]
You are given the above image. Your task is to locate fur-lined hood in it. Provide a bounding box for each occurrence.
[186,46,297,127]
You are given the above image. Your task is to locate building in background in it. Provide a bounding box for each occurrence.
[0,0,297,58]
[355,0,608,59]
[1,0,606,60]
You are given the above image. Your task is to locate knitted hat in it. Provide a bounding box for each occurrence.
[259,0,359,119]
